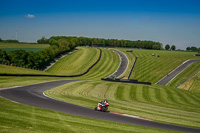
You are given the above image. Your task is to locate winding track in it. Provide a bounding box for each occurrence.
[0,50,200,132]
[156,59,200,85]
[109,49,128,77]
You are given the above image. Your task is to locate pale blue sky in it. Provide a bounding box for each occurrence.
[0,0,200,49]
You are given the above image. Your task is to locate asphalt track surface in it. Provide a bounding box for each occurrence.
[157,59,200,85]
[109,49,128,77]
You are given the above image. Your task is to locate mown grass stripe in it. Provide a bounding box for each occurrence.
[115,86,125,100]
[129,86,137,101]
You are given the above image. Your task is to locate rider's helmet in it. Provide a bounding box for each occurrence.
[104,99,108,103]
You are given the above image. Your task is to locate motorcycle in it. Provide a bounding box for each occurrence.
[94,100,109,112]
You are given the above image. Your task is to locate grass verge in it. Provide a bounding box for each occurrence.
[0,96,175,133]
[45,80,200,128]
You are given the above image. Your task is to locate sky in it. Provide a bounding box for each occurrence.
[0,0,200,49]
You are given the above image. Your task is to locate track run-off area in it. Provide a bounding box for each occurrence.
[1,48,200,132]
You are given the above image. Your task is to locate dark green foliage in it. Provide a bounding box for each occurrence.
[37,36,48,44]
[8,50,28,66]
[186,47,191,51]
[0,36,165,70]
[0,38,2,42]
[0,49,9,64]
[165,44,170,50]
[190,46,198,52]
[171,45,176,51]
[48,36,163,50]
[1,37,77,69]
[2,39,19,43]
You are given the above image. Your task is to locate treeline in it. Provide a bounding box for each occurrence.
[45,36,163,50]
[186,46,200,52]
[0,36,163,70]
[0,37,77,69]
[0,38,19,43]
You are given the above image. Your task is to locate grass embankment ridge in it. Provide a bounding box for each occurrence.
[45,80,200,128]
[46,47,100,75]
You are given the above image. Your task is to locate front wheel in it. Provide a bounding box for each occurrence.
[94,107,97,111]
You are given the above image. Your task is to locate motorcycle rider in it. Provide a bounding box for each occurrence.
[97,99,108,110]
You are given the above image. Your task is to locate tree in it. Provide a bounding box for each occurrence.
[186,47,191,51]
[165,44,170,50]
[0,38,2,42]
[171,45,176,51]
[152,44,160,50]
[37,36,47,44]
[190,46,198,52]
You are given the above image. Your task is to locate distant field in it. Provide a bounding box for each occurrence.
[46,47,100,76]
[1,48,44,52]
[0,42,50,48]
[125,49,199,83]
[46,80,200,128]
[167,61,200,88]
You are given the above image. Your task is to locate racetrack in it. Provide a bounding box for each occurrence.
[0,80,200,133]
[1,51,200,132]
[109,49,128,78]
[156,59,200,85]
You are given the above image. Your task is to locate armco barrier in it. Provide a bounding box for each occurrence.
[101,78,151,85]
[0,48,102,78]
[128,56,137,79]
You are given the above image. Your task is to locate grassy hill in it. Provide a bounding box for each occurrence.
[1,46,200,132]
[79,48,120,79]
[46,47,120,79]
[118,49,199,84]
[45,80,200,128]
[46,47,100,75]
